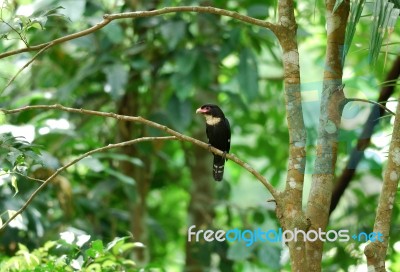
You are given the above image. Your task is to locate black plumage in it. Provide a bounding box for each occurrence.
[196,104,231,181]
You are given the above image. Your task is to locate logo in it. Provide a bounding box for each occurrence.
[187,225,383,247]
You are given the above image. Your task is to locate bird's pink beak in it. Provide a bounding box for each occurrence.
[196,107,207,114]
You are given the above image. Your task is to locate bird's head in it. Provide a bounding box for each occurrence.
[196,104,224,116]
[196,104,225,125]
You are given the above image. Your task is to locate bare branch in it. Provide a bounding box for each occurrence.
[0,136,177,231]
[0,6,278,60]
[364,94,400,270]
[330,56,400,214]
[1,104,278,198]
[346,98,396,116]
[11,172,45,184]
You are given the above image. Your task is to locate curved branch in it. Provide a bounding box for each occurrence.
[0,6,278,60]
[346,98,396,116]
[330,55,400,214]
[1,104,278,197]
[12,172,45,184]
[0,136,177,231]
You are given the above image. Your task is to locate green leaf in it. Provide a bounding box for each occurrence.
[247,4,269,19]
[226,242,253,261]
[117,242,137,254]
[106,236,130,253]
[111,240,125,255]
[342,0,365,62]
[0,112,5,124]
[24,150,42,163]
[15,15,29,25]
[176,49,198,75]
[160,20,186,49]
[171,73,194,100]
[194,55,214,87]
[167,95,192,131]
[11,175,18,196]
[38,6,65,17]
[0,2,14,22]
[80,157,104,172]
[258,244,281,269]
[238,48,259,101]
[85,248,98,258]
[132,242,145,248]
[44,241,57,251]
[93,153,143,167]
[103,64,129,100]
[87,263,102,271]
[104,168,136,185]
[53,2,82,21]
[91,240,104,253]
[7,149,23,166]
[122,259,136,267]
[369,0,400,64]
[30,16,48,29]
[102,259,118,268]
[17,242,29,253]
[103,21,124,44]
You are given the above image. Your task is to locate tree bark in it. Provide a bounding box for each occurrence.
[274,0,308,270]
[185,137,217,271]
[117,89,151,263]
[305,0,349,270]
[364,94,400,271]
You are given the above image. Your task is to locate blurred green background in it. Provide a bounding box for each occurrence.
[0,0,399,271]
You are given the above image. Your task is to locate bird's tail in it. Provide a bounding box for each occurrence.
[213,155,225,181]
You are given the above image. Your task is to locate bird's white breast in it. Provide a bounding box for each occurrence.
[205,115,221,126]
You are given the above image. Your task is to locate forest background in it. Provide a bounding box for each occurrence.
[0,0,399,271]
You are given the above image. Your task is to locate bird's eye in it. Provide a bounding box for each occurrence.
[205,106,210,110]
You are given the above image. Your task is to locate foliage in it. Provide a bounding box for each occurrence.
[0,133,42,173]
[0,0,399,271]
[0,1,67,46]
[340,0,399,63]
[0,233,139,272]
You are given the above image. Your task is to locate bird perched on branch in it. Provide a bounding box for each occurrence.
[196,104,231,181]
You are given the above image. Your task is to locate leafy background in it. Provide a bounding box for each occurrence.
[0,0,399,271]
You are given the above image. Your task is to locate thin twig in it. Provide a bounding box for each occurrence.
[0,136,177,231]
[1,43,53,95]
[11,172,45,184]
[0,6,278,60]
[0,19,29,46]
[346,98,396,116]
[1,104,278,199]
[330,56,400,214]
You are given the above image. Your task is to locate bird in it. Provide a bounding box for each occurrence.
[196,104,231,181]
